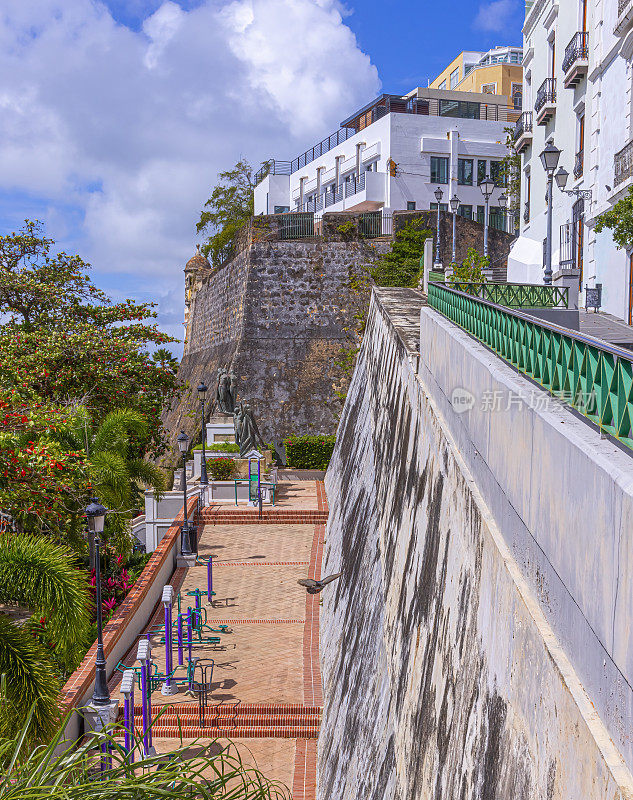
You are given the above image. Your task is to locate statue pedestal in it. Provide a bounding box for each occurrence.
[206,416,235,445]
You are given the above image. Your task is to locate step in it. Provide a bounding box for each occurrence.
[113,725,320,739]
[127,703,322,716]
[122,714,321,728]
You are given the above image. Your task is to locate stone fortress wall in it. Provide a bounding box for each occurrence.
[163,212,513,465]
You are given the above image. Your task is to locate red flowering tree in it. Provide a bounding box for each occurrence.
[0,220,179,457]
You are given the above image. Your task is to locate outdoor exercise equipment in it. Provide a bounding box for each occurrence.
[161,586,178,696]
[136,638,156,756]
[121,668,135,762]
[195,555,216,605]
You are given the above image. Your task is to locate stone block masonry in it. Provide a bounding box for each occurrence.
[164,211,513,466]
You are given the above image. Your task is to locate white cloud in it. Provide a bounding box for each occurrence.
[0,0,379,350]
[474,0,517,32]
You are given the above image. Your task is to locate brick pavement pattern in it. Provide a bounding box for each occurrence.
[110,481,327,799]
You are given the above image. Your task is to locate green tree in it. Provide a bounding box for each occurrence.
[371,218,433,287]
[449,247,490,284]
[196,159,254,267]
[52,408,166,556]
[500,127,521,215]
[0,221,179,457]
[595,186,633,249]
[0,533,90,743]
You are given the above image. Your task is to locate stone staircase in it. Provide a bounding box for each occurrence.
[115,702,322,738]
[201,508,328,525]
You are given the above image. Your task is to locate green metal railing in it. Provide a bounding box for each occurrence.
[450,282,568,309]
[279,212,315,240]
[428,282,633,451]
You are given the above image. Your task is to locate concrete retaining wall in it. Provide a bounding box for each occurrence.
[318,288,633,799]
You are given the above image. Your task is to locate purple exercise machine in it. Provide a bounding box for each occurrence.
[121,668,135,762]
[161,585,177,696]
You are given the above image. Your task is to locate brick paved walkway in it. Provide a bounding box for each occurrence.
[109,481,326,798]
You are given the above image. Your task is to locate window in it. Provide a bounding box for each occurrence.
[477,205,485,224]
[490,161,506,187]
[439,80,447,90]
[511,51,520,63]
[274,205,289,214]
[481,83,497,94]
[525,172,531,223]
[465,64,473,75]
[458,158,474,185]
[450,68,459,89]
[458,204,473,220]
[477,160,487,184]
[406,201,416,211]
[439,99,480,118]
[430,203,448,212]
[489,206,506,231]
[430,156,449,184]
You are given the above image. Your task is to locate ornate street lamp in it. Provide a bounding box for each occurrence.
[479,175,495,258]
[177,431,192,556]
[434,187,443,267]
[449,194,460,265]
[85,498,110,706]
[539,138,562,285]
[197,382,208,486]
[555,166,592,200]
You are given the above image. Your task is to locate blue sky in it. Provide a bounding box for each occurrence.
[0,0,523,353]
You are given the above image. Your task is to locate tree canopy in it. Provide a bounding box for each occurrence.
[595,186,633,249]
[196,159,254,267]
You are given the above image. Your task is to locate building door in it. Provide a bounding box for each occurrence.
[629,252,633,325]
[573,198,584,288]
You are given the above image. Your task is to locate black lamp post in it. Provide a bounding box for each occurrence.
[177,431,192,556]
[539,138,562,285]
[85,498,110,706]
[449,194,460,265]
[433,187,443,267]
[479,175,495,258]
[197,382,208,486]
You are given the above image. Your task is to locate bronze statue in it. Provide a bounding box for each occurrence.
[216,367,237,414]
[233,401,265,456]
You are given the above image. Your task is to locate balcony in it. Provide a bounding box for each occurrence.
[563,32,589,88]
[574,149,584,179]
[513,112,533,153]
[299,171,385,212]
[254,160,291,186]
[523,201,530,224]
[615,0,633,35]
[535,78,556,125]
[614,139,633,188]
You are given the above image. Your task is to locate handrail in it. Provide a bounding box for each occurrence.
[535,77,556,113]
[449,281,568,308]
[513,111,532,140]
[562,31,589,73]
[428,282,633,451]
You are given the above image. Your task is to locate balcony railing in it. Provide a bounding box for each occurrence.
[535,77,556,113]
[615,139,633,187]
[562,31,589,73]
[523,201,530,223]
[289,99,509,174]
[427,282,633,453]
[574,150,584,179]
[514,111,533,141]
[254,160,291,186]
[620,0,629,13]
[560,221,576,269]
[300,172,366,211]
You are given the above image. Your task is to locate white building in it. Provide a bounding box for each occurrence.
[254,88,512,229]
[509,0,633,320]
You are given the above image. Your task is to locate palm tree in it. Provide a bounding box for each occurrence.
[0,533,90,744]
[0,711,290,799]
[55,408,166,557]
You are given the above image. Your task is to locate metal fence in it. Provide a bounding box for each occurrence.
[513,111,533,141]
[563,31,589,73]
[359,210,392,237]
[254,160,291,186]
[449,281,568,308]
[428,281,633,452]
[279,212,315,239]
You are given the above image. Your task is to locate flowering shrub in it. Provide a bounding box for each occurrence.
[284,435,336,470]
[209,457,236,481]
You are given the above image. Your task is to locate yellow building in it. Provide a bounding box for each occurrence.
[430,46,523,121]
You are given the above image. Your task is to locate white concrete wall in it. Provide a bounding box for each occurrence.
[318,288,633,798]
[254,112,509,218]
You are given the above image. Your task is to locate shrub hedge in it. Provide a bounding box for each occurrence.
[208,457,236,480]
[284,434,336,470]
